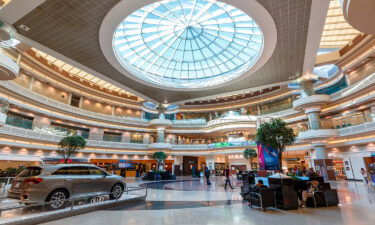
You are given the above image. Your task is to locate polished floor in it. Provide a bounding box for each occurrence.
[40,177,375,225]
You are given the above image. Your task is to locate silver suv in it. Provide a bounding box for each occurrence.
[7,164,126,209]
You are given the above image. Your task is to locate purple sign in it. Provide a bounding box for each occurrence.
[257,143,280,170]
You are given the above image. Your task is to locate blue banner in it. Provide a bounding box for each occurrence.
[258,143,280,170]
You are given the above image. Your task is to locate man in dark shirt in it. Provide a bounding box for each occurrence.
[252,179,267,193]
[224,166,234,190]
[205,166,211,185]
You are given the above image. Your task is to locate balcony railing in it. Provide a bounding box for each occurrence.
[172,119,207,127]
[321,111,373,129]
[0,81,149,126]
[330,72,375,100]
[338,120,375,136]
[0,125,256,151]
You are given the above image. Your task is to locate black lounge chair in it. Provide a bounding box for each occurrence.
[249,188,276,211]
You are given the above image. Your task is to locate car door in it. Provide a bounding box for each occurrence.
[68,166,92,198]
[88,167,110,194]
[50,166,71,191]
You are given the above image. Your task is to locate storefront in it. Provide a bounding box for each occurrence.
[364,156,375,184]
[332,158,346,180]
[285,158,308,174]
[90,159,174,177]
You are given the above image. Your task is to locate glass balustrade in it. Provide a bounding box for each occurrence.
[5,114,33,129]
[321,111,374,129]
[103,133,122,142]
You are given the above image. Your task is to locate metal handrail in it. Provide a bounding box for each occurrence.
[0,186,147,214]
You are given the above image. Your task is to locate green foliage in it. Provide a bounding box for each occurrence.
[152,151,167,163]
[255,118,296,170]
[57,135,86,163]
[243,149,257,160]
[243,148,258,170]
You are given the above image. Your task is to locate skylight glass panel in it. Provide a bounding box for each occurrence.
[113,0,264,89]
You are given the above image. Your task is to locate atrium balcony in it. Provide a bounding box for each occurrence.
[149,118,172,128]
[148,142,173,150]
[293,94,330,111]
[297,129,338,142]
[0,52,19,80]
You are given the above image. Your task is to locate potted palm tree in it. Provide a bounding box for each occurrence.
[243,148,257,170]
[152,151,167,171]
[57,135,86,163]
[255,118,295,171]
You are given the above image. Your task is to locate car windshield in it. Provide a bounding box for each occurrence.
[17,167,42,177]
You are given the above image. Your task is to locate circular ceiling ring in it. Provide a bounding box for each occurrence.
[100,0,277,91]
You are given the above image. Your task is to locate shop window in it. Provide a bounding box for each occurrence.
[6,112,33,129]
[130,134,143,143]
[70,94,80,108]
[103,131,122,142]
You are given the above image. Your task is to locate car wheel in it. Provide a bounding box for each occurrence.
[109,184,123,200]
[46,190,68,209]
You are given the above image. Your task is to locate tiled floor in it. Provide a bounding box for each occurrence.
[41,177,375,225]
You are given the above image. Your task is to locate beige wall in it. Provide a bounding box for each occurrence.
[89,127,104,141]
[13,73,31,89]
[114,106,141,118]
[347,59,375,85]
[81,98,112,115]
[31,80,69,104]
[32,116,52,129]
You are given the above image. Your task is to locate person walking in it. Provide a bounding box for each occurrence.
[224,166,234,190]
[360,168,368,185]
[205,166,211,185]
[192,166,196,179]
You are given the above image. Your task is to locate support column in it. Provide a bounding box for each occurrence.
[143,133,150,144]
[89,128,104,141]
[292,74,337,181]
[305,108,321,130]
[67,93,72,106]
[314,143,328,159]
[32,116,51,129]
[122,131,131,143]
[28,76,35,90]
[78,97,83,108]
[313,143,335,181]
[157,128,165,143]
[111,105,115,116]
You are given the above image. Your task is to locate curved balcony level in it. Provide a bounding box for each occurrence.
[148,143,173,150]
[149,119,173,128]
[293,94,330,111]
[297,129,338,142]
[0,53,20,80]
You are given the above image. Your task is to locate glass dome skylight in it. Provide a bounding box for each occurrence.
[113,0,264,89]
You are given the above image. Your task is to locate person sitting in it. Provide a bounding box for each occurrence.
[248,179,268,206]
[300,180,319,207]
[252,179,268,193]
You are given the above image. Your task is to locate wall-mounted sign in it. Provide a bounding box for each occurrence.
[285,158,300,161]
